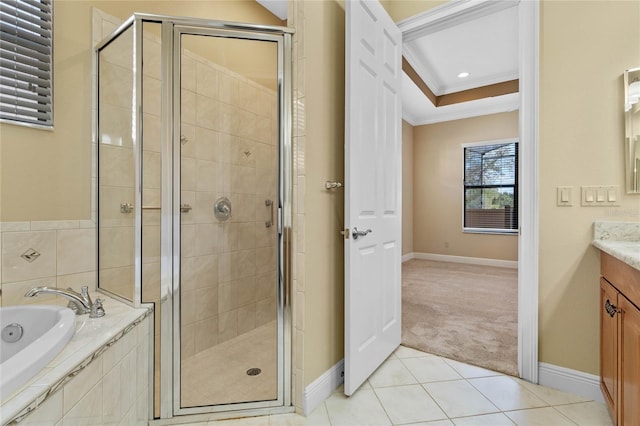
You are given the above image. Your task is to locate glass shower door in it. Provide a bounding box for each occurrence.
[175,29,281,411]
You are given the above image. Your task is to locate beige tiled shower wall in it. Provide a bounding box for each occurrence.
[125,23,279,358]
[0,221,97,307]
[177,46,279,358]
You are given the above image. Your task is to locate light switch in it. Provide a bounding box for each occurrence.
[557,186,573,206]
[581,185,620,206]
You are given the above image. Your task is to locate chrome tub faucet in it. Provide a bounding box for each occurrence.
[24,286,105,318]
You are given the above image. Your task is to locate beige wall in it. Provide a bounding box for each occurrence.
[300,0,346,387]
[412,112,519,261]
[383,0,448,22]
[0,0,283,222]
[402,120,414,255]
[539,0,640,375]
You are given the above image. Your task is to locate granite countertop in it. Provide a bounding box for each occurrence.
[593,220,640,271]
[592,240,640,271]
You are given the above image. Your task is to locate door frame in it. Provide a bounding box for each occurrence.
[397,0,540,383]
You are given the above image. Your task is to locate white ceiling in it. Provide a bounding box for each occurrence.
[404,6,519,96]
[256,0,520,127]
[401,4,520,126]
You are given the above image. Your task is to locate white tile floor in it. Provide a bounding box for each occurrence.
[185,346,613,426]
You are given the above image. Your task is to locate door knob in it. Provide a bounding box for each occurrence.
[352,227,372,240]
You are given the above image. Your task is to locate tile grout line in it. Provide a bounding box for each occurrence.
[368,380,402,426]
[465,375,550,412]
[367,384,395,426]
[394,351,468,423]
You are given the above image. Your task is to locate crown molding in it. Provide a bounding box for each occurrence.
[406,93,520,126]
[398,0,519,42]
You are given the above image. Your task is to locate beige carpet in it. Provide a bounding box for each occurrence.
[402,259,518,376]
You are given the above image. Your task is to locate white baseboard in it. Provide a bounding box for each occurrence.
[303,359,344,416]
[402,253,414,262]
[410,252,518,269]
[538,362,604,403]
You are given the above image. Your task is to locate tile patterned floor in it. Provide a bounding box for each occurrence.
[184,345,612,426]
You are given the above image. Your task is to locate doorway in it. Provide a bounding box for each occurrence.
[394,0,539,382]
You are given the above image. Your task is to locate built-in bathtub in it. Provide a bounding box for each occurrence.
[0,305,76,400]
[0,296,152,425]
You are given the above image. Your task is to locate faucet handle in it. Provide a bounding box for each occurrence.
[90,298,105,318]
[80,286,93,305]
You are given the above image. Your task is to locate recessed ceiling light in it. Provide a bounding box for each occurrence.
[458,72,470,78]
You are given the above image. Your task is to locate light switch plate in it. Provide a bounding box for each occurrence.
[556,186,573,206]
[581,185,620,206]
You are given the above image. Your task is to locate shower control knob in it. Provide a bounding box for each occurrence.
[214,197,232,221]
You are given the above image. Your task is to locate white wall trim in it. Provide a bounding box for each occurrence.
[402,253,415,263]
[517,0,540,384]
[303,359,344,416]
[397,0,519,42]
[538,363,604,403]
[411,252,517,269]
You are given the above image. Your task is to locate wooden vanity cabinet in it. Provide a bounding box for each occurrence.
[600,252,640,426]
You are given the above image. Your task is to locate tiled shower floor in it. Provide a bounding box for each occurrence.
[181,321,278,407]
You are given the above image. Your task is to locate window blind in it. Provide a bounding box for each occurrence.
[0,0,53,128]
[464,142,518,232]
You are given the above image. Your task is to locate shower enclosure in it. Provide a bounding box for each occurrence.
[95,14,292,419]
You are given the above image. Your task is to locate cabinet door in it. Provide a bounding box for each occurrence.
[619,295,640,426]
[600,278,618,421]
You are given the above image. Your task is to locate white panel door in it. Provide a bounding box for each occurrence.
[344,0,402,396]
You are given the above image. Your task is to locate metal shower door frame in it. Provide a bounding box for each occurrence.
[161,19,293,419]
[95,12,293,421]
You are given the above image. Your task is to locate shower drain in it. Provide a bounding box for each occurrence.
[246,368,262,376]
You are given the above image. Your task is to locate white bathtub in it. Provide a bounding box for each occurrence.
[0,305,75,400]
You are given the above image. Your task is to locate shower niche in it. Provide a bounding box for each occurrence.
[95,14,292,419]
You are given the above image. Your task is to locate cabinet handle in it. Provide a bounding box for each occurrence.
[605,299,621,318]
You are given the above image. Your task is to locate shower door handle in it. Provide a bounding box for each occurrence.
[265,199,274,228]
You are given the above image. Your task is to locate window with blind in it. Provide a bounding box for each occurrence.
[463,141,518,233]
[0,0,53,128]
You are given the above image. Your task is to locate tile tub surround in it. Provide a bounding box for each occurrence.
[0,220,97,308]
[593,220,640,270]
[0,295,152,425]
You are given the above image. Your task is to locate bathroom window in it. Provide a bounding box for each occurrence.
[463,140,518,234]
[0,0,53,129]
